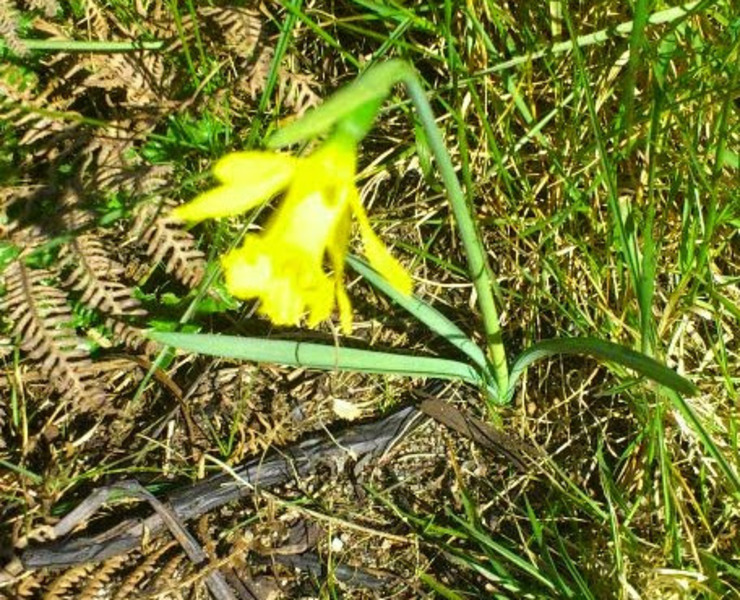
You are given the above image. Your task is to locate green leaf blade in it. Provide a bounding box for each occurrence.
[507,337,698,401]
[148,331,484,388]
[347,255,489,373]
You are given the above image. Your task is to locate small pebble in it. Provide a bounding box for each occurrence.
[331,536,344,552]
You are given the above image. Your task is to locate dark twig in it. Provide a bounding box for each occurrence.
[268,552,389,589]
[19,397,534,581]
[419,398,536,473]
[55,481,236,600]
[21,405,424,569]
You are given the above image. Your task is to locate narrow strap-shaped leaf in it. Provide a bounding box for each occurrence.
[347,255,490,373]
[507,337,698,401]
[149,331,485,388]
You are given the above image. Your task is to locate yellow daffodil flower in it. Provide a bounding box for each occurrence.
[173,132,412,333]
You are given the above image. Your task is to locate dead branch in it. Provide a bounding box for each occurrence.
[20,405,423,569]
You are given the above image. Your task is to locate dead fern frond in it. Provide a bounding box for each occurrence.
[112,541,177,600]
[12,55,88,152]
[0,401,7,449]
[146,551,187,594]
[42,563,94,600]
[196,6,262,56]
[23,0,58,17]
[78,554,128,599]
[133,201,206,287]
[192,366,255,408]
[73,118,174,200]
[5,222,47,253]
[1,260,106,411]
[60,235,145,317]
[108,163,173,197]
[15,572,42,598]
[0,62,63,155]
[91,147,173,197]
[106,319,157,354]
[237,46,320,113]
[279,69,321,114]
[55,230,157,352]
[0,62,36,107]
[79,0,109,39]
[89,356,145,392]
[0,0,28,56]
[17,111,85,159]
[58,188,95,232]
[242,45,273,99]
[83,52,175,108]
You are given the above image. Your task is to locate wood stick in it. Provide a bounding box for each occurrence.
[21,405,423,569]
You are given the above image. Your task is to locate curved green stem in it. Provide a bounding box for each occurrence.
[5,39,165,53]
[400,71,509,397]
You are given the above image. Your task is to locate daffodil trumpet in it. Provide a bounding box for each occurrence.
[173,101,411,334]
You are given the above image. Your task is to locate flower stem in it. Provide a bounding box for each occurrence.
[6,39,165,52]
[400,72,509,399]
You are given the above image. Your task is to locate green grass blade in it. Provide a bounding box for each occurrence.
[655,401,681,562]
[148,331,484,387]
[443,551,522,597]
[562,6,643,319]
[637,79,664,355]
[418,573,466,600]
[448,513,558,593]
[551,522,597,600]
[278,0,362,69]
[347,255,489,374]
[473,1,709,78]
[350,0,435,31]
[663,388,740,497]
[507,337,698,401]
[619,0,651,135]
[0,459,43,484]
[247,0,303,147]
[1,39,165,52]
[167,0,199,86]
[694,47,739,277]
[597,444,626,597]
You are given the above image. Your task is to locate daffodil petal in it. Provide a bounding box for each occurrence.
[327,208,353,333]
[223,234,336,328]
[213,152,297,185]
[350,194,412,295]
[305,279,335,327]
[259,279,305,326]
[172,153,297,222]
[190,133,410,333]
[220,239,271,299]
[362,229,413,295]
[171,185,253,222]
[272,189,342,254]
[336,286,353,334]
